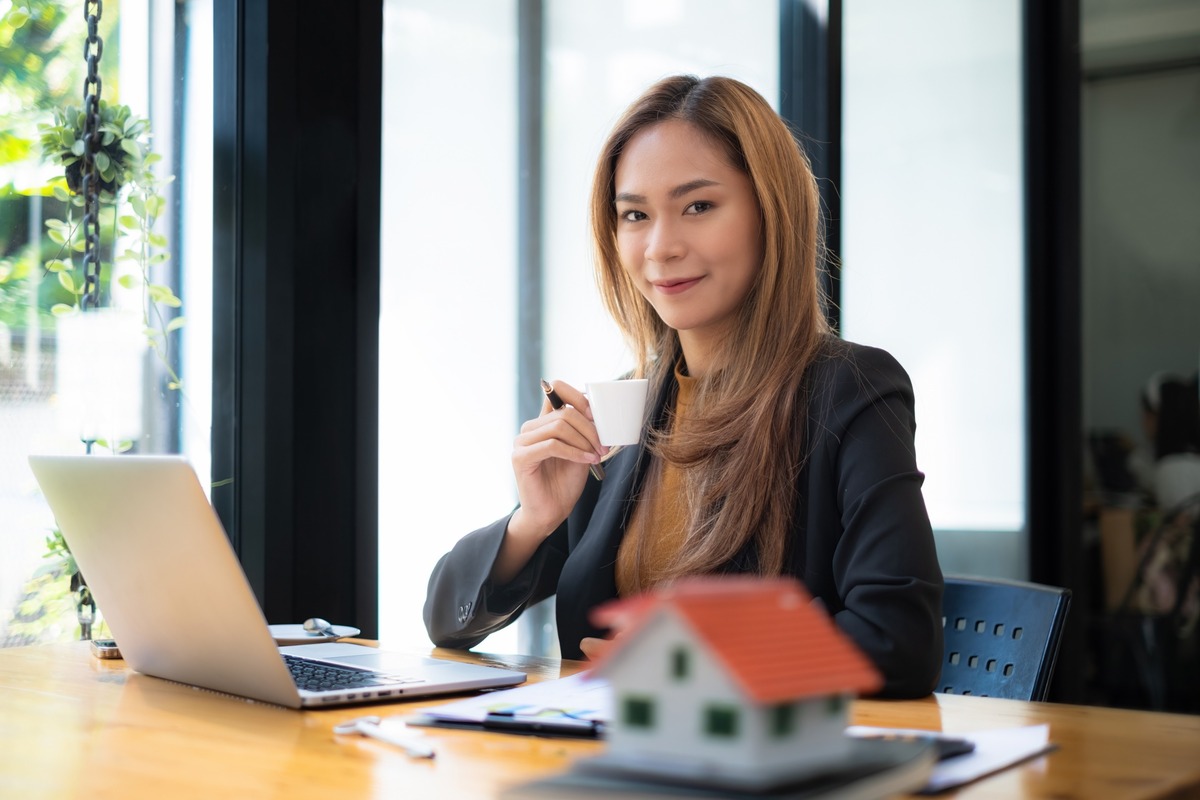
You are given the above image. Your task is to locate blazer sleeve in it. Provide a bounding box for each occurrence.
[813,345,944,698]
[422,513,568,650]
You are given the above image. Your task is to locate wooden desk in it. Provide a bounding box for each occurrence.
[1,642,1198,799]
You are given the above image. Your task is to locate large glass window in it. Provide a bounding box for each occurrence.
[0,0,212,645]
[379,1,520,651]
[379,2,778,652]
[841,1,1026,568]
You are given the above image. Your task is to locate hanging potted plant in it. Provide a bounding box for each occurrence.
[38,100,183,387]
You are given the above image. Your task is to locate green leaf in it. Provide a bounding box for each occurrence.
[44,219,68,231]
[8,8,31,27]
[147,284,182,306]
[45,259,71,273]
[51,304,76,317]
[47,229,66,245]
[71,139,85,157]
[130,194,146,219]
[52,186,71,202]
[120,139,140,156]
[71,240,86,252]
[57,272,75,293]
[166,316,187,333]
[148,233,168,248]
[150,252,171,264]
[118,215,139,230]
[117,274,137,289]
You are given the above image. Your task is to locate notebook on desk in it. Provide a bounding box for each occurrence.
[27,454,525,709]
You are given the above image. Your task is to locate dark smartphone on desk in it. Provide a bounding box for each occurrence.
[90,638,121,659]
[932,736,975,760]
[856,731,975,761]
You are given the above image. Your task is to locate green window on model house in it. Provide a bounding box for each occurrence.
[623,696,655,729]
[704,705,739,738]
[671,646,689,680]
[826,694,846,716]
[770,703,795,737]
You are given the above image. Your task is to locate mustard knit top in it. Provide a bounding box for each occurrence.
[615,365,697,597]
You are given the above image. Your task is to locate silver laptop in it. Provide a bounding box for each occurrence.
[27,454,525,709]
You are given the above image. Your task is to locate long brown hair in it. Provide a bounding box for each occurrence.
[590,75,831,581]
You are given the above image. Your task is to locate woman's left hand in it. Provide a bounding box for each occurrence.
[580,598,643,660]
[579,636,612,661]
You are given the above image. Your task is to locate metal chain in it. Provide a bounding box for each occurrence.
[81,0,104,311]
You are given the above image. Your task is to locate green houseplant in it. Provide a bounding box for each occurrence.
[38,100,184,395]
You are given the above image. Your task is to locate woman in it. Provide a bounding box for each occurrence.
[424,75,943,698]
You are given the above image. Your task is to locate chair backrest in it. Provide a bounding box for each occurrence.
[938,575,1071,702]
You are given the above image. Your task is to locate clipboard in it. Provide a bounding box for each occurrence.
[404,672,610,739]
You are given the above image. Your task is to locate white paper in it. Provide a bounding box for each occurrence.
[411,671,612,724]
[847,723,1053,792]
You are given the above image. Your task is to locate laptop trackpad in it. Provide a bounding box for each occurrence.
[279,642,431,670]
[326,651,437,672]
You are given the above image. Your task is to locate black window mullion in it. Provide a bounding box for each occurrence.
[779,0,843,332]
[1024,0,1083,703]
[212,0,381,635]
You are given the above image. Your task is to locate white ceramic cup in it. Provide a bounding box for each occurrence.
[587,379,650,446]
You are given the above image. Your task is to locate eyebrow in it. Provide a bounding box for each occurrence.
[614,178,721,204]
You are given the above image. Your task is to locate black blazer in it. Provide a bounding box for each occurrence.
[423,341,944,698]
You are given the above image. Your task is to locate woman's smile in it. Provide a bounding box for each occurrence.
[652,276,704,295]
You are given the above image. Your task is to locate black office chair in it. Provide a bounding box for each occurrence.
[938,575,1072,702]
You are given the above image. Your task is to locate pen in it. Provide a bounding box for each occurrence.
[483,710,604,738]
[540,379,606,481]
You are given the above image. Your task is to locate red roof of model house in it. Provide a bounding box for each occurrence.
[591,576,883,702]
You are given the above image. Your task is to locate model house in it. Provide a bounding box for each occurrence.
[590,576,883,788]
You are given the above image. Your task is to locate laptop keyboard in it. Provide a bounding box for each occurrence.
[283,654,417,692]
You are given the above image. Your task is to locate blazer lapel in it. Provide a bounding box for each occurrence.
[556,443,644,655]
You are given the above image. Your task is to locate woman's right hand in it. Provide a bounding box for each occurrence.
[490,381,606,586]
[507,380,606,542]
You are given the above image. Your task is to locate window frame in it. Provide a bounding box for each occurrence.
[212,0,382,632]
[206,1,1085,700]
